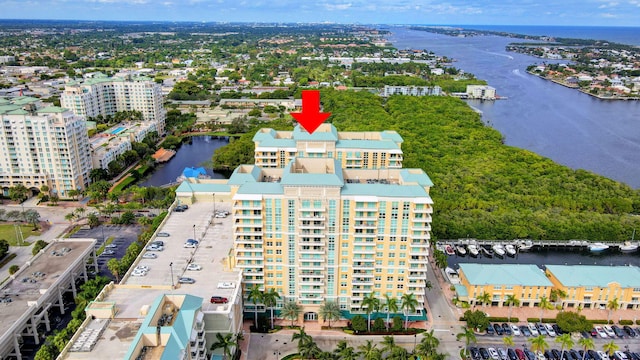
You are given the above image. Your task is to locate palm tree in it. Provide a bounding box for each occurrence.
[210,332,237,360]
[415,332,440,359]
[606,297,619,323]
[602,340,619,357]
[384,294,399,330]
[400,293,419,330]
[425,281,433,291]
[550,288,567,307]
[476,292,491,308]
[504,295,520,323]
[528,335,549,354]
[358,340,381,360]
[555,333,574,360]
[456,326,477,358]
[292,327,312,350]
[334,340,358,360]
[538,296,553,322]
[578,338,595,360]
[318,300,341,328]
[362,293,380,332]
[247,284,263,328]
[503,335,515,348]
[434,250,448,270]
[262,288,280,329]
[281,300,302,326]
[381,335,397,357]
[299,340,321,360]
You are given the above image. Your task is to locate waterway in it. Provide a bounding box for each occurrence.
[140,135,229,187]
[388,27,640,189]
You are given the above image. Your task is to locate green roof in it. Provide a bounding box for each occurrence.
[341,183,430,198]
[0,104,20,114]
[459,264,553,287]
[36,106,67,114]
[7,109,29,115]
[545,265,640,288]
[0,98,10,105]
[10,96,39,105]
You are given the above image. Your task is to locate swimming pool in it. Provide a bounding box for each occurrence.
[110,126,126,135]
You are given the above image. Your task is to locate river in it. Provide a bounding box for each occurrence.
[140,135,229,187]
[388,27,640,189]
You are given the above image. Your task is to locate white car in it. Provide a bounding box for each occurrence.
[101,250,115,256]
[217,282,235,289]
[528,323,539,336]
[135,265,149,272]
[146,245,164,251]
[510,324,521,336]
[105,244,117,248]
[595,326,608,338]
[497,348,508,360]
[142,253,158,259]
[183,242,197,248]
[614,351,629,360]
[544,323,556,337]
[131,269,147,277]
[214,213,227,218]
[603,325,616,338]
[598,351,610,360]
[186,264,202,271]
[487,347,499,360]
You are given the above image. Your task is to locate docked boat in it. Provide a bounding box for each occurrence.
[619,241,639,253]
[517,240,534,251]
[504,244,517,257]
[467,244,479,257]
[588,243,610,252]
[444,244,456,256]
[492,244,506,257]
[456,245,467,256]
[480,246,493,258]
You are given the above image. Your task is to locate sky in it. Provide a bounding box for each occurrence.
[2,0,640,26]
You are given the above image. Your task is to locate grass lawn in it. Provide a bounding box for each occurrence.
[0,223,40,246]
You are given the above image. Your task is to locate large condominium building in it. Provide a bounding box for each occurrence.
[253,123,404,169]
[176,124,433,322]
[0,96,91,198]
[61,74,166,134]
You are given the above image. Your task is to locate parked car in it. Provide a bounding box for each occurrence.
[623,325,636,337]
[470,347,481,360]
[156,232,170,237]
[544,323,556,337]
[480,348,490,360]
[217,282,235,289]
[178,277,195,284]
[511,324,522,336]
[105,244,117,248]
[174,205,189,212]
[488,348,500,360]
[515,349,526,360]
[183,242,198,248]
[611,325,625,338]
[594,326,608,338]
[552,324,563,335]
[507,348,518,360]
[597,351,610,360]
[186,264,202,271]
[613,351,628,360]
[486,325,495,335]
[498,348,508,360]
[151,240,164,247]
[536,323,547,336]
[501,323,512,335]
[528,323,539,336]
[523,348,536,360]
[214,213,227,218]
[101,250,115,256]
[135,265,149,272]
[210,296,229,304]
[603,325,616,338]
[131,269,147,277]
[142,252,158,259]
[520,325,532,336]
[493,323,504,335]
[146,244,164,251]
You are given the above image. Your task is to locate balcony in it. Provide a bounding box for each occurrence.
[234,230,263,236]
[353,222,376,229]
[409,257,429,265]
[235,238,263,244]
[352,248,375,255]
[412,233,431,240]
[414,207,433,214]
[352,279,374,286]
[243,278,265,284]
[235,254,264,261]
[411,224,432,232]
[299,288,324,294]
[235,213,262,220]
[412,215,432,222]
[299,223,325,230]
[299,248,325,255]
[299,264,325,270]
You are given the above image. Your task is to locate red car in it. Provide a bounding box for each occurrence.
[515,349,526,360]
[210,296,229,304]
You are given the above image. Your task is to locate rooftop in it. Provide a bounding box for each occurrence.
[459,264,554,287]
[545,265,640,288]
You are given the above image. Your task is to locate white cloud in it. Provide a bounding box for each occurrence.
[324,2,352,11]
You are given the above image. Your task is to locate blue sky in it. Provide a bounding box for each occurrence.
[2,0,640,26]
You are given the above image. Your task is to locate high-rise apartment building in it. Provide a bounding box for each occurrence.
[61,74,166,134]
[0,97,91,198]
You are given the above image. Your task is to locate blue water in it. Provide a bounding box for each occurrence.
[110,126,125,135]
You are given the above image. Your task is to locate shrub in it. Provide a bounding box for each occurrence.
[8,264,19,274]
[392,316,403,332]
[490,317,519,323]
[351,315,367,333]
[32,240,48,255]
[619,320,633,325]
[373,318,386,331]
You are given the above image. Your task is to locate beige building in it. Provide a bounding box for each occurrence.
[0,96,91,198]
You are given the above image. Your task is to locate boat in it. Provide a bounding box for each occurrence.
[480,246,493,258]
[492,244,506,257]
[517,240,534,251]
[619,241,639,253]
[588,243,610,252]
[467,244,479,257]
[504,244,517,257]
[455,245,467,256]
[444,244,456,256]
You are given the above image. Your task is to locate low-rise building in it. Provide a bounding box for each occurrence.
[545,265,640,310]
[466,85,497,100]
[382,85,442,97]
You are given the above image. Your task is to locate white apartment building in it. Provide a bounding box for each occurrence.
[61,74,166,134]
[382,85,443,97]
[0,97,91,198]
[90,134,132,170]
[466,85,497,100]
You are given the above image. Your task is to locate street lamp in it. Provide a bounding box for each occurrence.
[273,351,281,360]
[212,193,216,215]
[192,224,196,240]
[413,333,417,353]
[169,262,174,289]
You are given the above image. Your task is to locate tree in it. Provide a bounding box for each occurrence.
[262,288,280,329]
[107,258,121,282]
[280,300,301,326]
[381,335,397,357]
[24,209,41,230]
[87,180,111,202]
[550,288,567,306]
[362,293,380,332]
[578,338,594,360]
[503,334,515,347]
[32,240,48,255]
[504,295,520,322]
[476,292,491,308]
[292,328,317,358]
[318,300,340,328]
[555,333,574,360]
[528,335,549,353]
[538,296,553,322]
[9,265,19,275]
[416,330,440,359]
[606,297,619,323]
[210,332,237,360]
[433,249,448,269]
[602,340,619,357]
[90,168,109,182]
[87,213,100,228]
[400,292,418,330]
[351,315,367,333]
[384,294,399,330]
[456,326,477,359]
[358,340,381,360]
[9,184,29,203]
[463,310,489,332]
[247,284,263,328]
[64,212,76,225]
[555,311,591,333]
[334,340,358,360]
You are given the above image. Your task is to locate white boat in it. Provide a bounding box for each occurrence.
[504,244,517,257]
[456,245,467,256]
[619,241,639,253]
[588,243,610,252]
[492,244,506,257]
[517,240,534,251]
[467,244,479,257]
[444,244,456,256]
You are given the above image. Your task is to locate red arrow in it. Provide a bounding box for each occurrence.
[291,90,331,134]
